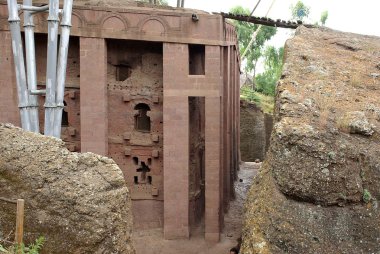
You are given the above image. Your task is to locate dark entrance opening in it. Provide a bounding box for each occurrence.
[188,96,205,237]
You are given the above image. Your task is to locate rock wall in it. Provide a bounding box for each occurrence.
[240,100,273,162]
[241,27,380,253]
[0,124,135,254]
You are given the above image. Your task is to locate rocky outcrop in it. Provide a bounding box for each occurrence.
[241,27,380,253]
[240,100,273,162]
[0,124,135,254]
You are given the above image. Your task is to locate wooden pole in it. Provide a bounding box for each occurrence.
[0,197,17,204]
[15,199,24,250]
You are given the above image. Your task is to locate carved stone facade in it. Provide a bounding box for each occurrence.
[0,1,240,242]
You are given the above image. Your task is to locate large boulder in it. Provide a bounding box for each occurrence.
[241,27,380,253]
[0,124,135,253]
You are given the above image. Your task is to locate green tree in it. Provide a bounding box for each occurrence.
[255,46,284,96]
[290,1,310,21]
[230,6,277,75]
[320,10,328,26]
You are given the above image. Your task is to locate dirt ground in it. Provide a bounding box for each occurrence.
[133,162,260,254]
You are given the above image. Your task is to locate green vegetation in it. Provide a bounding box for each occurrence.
[240,85,260,103]
[363,189,372,203]
[240,45,283,113]
[240,86,274,114]
[235,2,330,111]
[255,46,284,97]
[290,1,328,26]
[320,10,328,26]
[290,1,310,21]
[0,236,45,254]
[229,6,277,75]
[230,5,280,113]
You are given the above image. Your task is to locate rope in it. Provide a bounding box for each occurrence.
[241,0,277,59]
[249,0,262,16]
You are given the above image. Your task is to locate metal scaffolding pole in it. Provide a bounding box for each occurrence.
[7,0,31,131]
[7,0,72,138]
[19,4,49,12]
[43,0,59,136]
[23,0,40,133]
[53,0,73,138]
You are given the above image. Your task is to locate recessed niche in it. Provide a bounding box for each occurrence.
[133,157,139,165]
[61,101,68,127]
[134,103,151,132]
[116,64,132,81]
[189,44,205,75]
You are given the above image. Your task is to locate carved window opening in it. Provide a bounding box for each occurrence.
[134,103,151,132]
[116,64,132,81]
[133,157,139,165]
[137,161,151,184]
[136,161,150,173]
[189,44,205,75]
[134,176,138,184]
[62,101,68,127]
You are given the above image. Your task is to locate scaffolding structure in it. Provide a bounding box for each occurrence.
[6,0,73,138]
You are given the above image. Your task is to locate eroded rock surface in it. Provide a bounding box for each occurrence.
[241,27,380,253]
[240,100,273,162]
[0,124,135,254]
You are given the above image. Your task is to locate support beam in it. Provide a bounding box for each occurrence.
[53,0,73,137]
[163,43,190,239]
[43,0,60,136]
[23,0,39,133]
[80,37,108,156]
[223,46,231,212]
[229,46,235,198]
[18,4,49,12]
[220,12,308,29]
[205,96,221,242]
[163,96,190,239]
[7,0,31,131]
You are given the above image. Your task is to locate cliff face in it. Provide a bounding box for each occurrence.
[241,27,380,254]
[0,124,135,254]
[240,100,273,162]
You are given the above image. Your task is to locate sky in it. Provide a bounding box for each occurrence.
[166,0,380,73]
[167,0,380,37]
